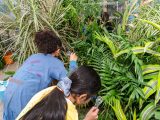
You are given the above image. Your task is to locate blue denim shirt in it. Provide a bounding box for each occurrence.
[3,53,77,120]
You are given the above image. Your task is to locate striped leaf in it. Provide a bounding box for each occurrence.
[139,19,160,31]
[114,49,130,58]
[144,42,154,52]
[111,99,127,120]
[139,79,157,109]
[155,71,160,104]
[122,5,129,31]
[95,32,117,56]
[140,103,158,120]
[115,47,160,58]
[143,72,158,80]
[142,65,160,75]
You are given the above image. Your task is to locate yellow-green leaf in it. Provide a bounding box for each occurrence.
[155,71,160,104]
[143,72,158,80]
[144,42,154,52]
[133,109,137,120]
[140,103,158,120]
[139,79,157,109]
[95,32,117,56]
[139,19,160,31]
[111,99,127,120]
[115,47,160,58]
[142,65,160,75]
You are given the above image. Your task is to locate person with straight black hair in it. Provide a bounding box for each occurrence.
[16,66,101,120]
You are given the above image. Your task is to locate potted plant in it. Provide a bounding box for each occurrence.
[3,51,14,65]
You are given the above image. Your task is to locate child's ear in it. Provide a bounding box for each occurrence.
[53,49,60,56]
[56,49,60,53]
[79,94,88,101]
[75,94,89,105]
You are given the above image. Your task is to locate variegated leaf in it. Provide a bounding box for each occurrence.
[140,103,158,120]
[139,79,157,109]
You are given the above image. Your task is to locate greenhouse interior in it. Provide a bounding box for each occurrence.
[0,0,160,120]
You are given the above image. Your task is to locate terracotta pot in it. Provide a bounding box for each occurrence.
[3,52,14,65]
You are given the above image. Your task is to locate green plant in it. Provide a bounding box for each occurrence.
[0,59,5,69]
[73,1,160,119]
[0,51,5,69]
[0,0,72,64]
[69,1,160,119]
[128,3,160,41]
[88,30,160,119]
[0,0,159,119]
[3,71,15,81]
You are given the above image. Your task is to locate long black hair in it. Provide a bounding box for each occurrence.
[21,87,67,120]
[70,66,101,98]
[21,66,101,120]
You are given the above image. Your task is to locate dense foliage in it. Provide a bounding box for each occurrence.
[0,0,160,119]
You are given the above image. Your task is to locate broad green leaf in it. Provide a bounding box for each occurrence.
[114,49,130,58]
[155,71,160,104]
[155,111,160,120]
[111,99,127,120]
[140,103,158,120]
[126,90,136,111]
[142,65,160,75]
[133,109,137,120]
[143,72,158,80]
[121,83,130,92]
[95,32,117,56]
[139,79,157,109]
[136,88,145,99]
[139,19,160,31]
[115,47,160,58]
[144,42,154,52]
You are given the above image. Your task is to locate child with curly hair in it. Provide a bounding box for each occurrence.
[3,30,78,120]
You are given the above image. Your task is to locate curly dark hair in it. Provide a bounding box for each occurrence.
[34,30,62,54]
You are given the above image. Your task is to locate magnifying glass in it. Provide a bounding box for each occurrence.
[94,96,103,108]
[66,51,71,56]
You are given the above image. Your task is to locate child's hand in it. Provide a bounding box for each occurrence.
[84,107,99,120]
[69,53,78,61]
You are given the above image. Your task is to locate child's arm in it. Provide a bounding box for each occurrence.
[57,77,72,96]
[69,53,78,73]
[49,64,71,96]
[49,53,78,96]
[58,53,78,96]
